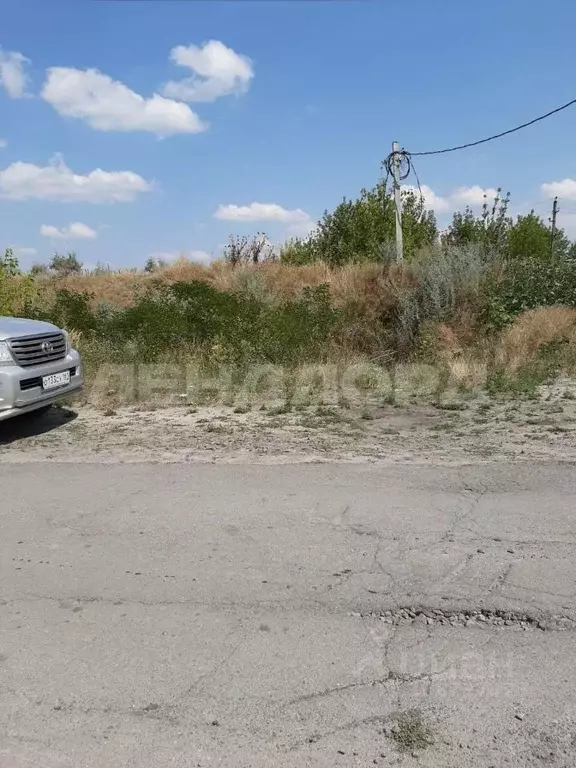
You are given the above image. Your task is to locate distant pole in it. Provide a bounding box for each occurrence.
[550,196,559,257]
[391,141,404,264]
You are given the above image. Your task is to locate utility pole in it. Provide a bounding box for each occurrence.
[391,141,404,264]
[550,196,559,258]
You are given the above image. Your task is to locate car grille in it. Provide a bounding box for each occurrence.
[8,332,66,368]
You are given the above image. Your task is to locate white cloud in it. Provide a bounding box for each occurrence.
[541,179,576,201]
[215,202,315,238]
[0,48,30,98]
[402,184,499,214]
[0,154,153,202]
[214,202,310,224]
[558,212,576,237]
[163,40,253,103]
[41,67,207,136]
[403,184,451,213]
[452,185,498,206]
[289,219,317,237]
[0,139,7,149]
[40,222,97,240]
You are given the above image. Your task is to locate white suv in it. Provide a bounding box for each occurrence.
[0,317,83,421]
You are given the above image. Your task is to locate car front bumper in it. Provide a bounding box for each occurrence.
[0,349,84,422]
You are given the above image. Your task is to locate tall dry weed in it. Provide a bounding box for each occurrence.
[498,306,576,371]
[42,260,393,309]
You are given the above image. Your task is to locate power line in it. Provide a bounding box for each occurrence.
[410,96,576,156]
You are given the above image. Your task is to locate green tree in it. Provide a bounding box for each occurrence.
[30,262,49,276]
[445,190,511,253]
[280,237,317,265]
[508,211,570,261]
[50,251,83,276]
[0,247,21,277]
[0,249,39,316]
[306,181,437,266]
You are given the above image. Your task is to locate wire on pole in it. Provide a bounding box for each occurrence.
[410,96,576,156]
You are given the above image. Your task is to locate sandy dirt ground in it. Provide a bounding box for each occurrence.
[2,379,576,465]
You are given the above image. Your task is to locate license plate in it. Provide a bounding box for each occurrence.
[42,371,70,390]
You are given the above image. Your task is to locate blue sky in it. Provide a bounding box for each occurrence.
[1,0,576,269]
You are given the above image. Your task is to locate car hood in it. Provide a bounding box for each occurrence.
[0,316,61,341]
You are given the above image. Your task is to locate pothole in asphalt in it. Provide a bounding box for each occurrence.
[353,608,576,631]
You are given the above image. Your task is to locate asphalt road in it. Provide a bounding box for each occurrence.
[1,461,576,767]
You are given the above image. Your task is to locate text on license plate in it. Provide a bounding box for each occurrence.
[42,371,70,390]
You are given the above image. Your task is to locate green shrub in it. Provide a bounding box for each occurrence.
[389,245,494,357]
[36,280,341,367]
[486,340,570,398]
[257,285,340,365]
[483,257,576,331]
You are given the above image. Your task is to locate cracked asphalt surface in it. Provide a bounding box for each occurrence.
[1,461,576,767]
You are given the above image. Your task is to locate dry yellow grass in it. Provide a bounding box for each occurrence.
[44,260,392,309]
[498,306,576,371]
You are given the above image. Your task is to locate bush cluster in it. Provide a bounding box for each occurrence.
[6,249,576,368]
[25,281,341,366]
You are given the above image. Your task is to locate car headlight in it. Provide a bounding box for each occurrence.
[63,330,71,355]
[0,341,15,365]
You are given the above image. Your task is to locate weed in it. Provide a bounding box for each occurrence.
[194,387,221,406]
[297,415,322,430]
[436,402,467,411]
[430,421,455,432]
[266,417,289,429]
[389,711,435,753]
[486,347,561,399]
[205,424,231,434]
[315,406,341,421]
[268,404,292,416]
[542,403,564,414]
[432,362,451,406]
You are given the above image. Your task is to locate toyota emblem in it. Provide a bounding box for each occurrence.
[41,340,54,354]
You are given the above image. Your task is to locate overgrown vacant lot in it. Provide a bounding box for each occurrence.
[6,249,576,387]
[5,236,576,462]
